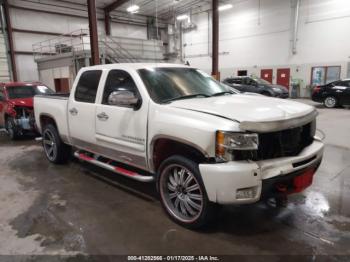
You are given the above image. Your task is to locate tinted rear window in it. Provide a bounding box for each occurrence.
[7,85,53,99]
[75,70,102,103]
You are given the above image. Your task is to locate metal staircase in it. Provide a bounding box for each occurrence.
[33,29,165,64]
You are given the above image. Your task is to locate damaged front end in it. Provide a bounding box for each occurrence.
[6,104,36,137]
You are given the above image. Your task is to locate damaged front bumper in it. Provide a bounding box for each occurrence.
[199,138,324,205]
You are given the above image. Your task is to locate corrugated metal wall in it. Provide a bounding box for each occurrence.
[0,32,10,82]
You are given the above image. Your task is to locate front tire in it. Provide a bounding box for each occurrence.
[324,96,337,108]
[6,117,19,140]
[42,124,71,164]
[158,155,216,229]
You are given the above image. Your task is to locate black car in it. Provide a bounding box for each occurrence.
[311,79,350,108]
[223,76,289,98]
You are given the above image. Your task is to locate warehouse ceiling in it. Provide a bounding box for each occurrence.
[63,0,213,19]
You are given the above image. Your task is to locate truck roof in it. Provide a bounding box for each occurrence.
[83,63,191,71]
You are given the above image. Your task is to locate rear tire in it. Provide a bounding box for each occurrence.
[324,96,337,108]
[158,155,217,229]
[6,117,19,140]
[42,124,71,164]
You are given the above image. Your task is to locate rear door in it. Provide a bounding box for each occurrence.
[95,69,148,169]
[68,70,103,148]
[0,87,5,127]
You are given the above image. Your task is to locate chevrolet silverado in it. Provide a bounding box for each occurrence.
[34,64,324,228]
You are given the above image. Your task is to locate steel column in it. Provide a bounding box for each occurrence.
[3,0,17,81]
[104,10,111,36]
[211,0,219,80]
[87,0,100,65]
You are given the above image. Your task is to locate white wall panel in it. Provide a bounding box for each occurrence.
[184,0,350,91]
[8,3,148,82]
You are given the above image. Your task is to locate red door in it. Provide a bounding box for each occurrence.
[54,78,70,93]
[261,69,273,83]
[277,68,291,89]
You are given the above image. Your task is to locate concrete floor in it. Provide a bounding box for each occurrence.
[0,99,349,258]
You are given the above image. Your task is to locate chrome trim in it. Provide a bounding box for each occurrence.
[240,109,318,133]
[74,151,154,183]
[148,135,210,173]
[71,137,148,171]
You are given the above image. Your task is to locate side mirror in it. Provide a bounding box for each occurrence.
[108,90,140,108]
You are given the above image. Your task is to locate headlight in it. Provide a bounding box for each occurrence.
[216,131,259,161]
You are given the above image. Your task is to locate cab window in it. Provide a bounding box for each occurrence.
[102,70,138,105]
[75,70,102,103]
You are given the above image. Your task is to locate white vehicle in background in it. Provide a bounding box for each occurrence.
[34,64,324,228]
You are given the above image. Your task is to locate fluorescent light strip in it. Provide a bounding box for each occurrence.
[219,4,233,11]
[127,5,140,13]
[176,14,189,21]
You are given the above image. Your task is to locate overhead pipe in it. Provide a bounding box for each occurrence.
[292,0,301,55]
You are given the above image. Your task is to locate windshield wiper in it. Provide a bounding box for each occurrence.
[162,94,210,103]
[211,91,234,97]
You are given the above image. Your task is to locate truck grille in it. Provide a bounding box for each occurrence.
[233,121,315,161]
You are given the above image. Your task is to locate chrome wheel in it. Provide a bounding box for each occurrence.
[324,97,337,108]
[160,164,204,223]
[43,129,57,161]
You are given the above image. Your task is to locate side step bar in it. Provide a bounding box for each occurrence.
[74,151,155,183]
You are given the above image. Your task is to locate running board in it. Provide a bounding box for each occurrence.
[74,151,155,183]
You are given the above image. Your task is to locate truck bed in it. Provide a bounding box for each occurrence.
[34,94,69,141]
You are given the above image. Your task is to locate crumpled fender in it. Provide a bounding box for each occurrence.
[5,102,17,117]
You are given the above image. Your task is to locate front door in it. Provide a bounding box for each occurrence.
[277,68,291,89]
[68,70,103,147]
[261,69,273,83]
[95,69,148,169]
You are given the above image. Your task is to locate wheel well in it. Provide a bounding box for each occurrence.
[40,115,57,131]
[152,138,207,172]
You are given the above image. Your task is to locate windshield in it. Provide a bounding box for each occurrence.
[138,67,236,103]
[253,78,271,85]
[7,85,54,99]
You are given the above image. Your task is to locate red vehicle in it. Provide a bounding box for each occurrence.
[0,82,53,139]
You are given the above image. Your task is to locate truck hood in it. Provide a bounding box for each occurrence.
[9,97,34,108]
[169,94,316,132]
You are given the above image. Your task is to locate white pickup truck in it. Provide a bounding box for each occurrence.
[34,63,324,228]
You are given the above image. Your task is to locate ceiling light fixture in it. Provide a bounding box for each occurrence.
[219,4,233,11]
[127,5,140,13]
[176,14,189,21]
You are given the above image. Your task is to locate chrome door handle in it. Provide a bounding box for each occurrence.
[69,108,78,116]
[97,112,109,121]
